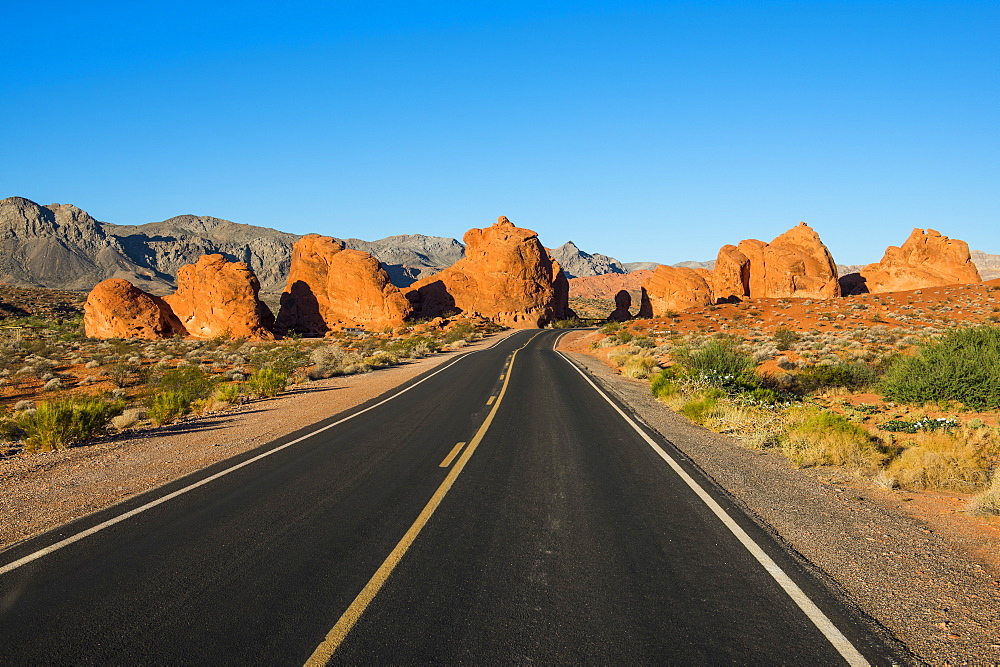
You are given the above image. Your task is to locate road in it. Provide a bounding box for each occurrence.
[0,330,907,664]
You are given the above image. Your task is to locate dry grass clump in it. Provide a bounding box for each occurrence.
[885,425,998,493]
[781,406,888,470]
[621,354,659,379]
[969,472,1000,516]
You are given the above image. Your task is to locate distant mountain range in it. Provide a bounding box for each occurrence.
[1,196,995,292]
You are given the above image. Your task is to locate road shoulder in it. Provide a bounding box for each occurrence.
[558,332,1000,665]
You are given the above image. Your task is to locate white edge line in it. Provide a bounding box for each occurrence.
[554,346,870,667]
[0,331,517,577]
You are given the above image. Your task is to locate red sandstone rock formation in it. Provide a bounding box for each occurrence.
[846,229,981,294]
[608,290,633,322]
[712,245,749,303]
[638,265,714,317]
[568,270,654,299]
[84,278,185,340]
[275,235,411,335]
[164,254,275,340]
[405,216,572,328]
[737,223,841,299]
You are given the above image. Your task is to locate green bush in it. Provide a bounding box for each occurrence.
[550,317,587,329]
[650,368,682,398]
[213,383,242,404]
[680,397,719,424]
[155,366,216,403]
[18,396,124,452]
[246,368,287,398]
[674,338,756,378]
[148,391,189,426]
[882,326,1000,409]
[795,362,877,393]
[773,327,799,351]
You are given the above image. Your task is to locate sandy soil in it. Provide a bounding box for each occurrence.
[0,331,515,550]
[559,329,1000,664]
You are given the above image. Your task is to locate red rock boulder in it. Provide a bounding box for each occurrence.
[275,234,411,335]
[849,229,981,294]
[164,254,275,340]
[405,216,572,328]
[84,278,185,340]
[638,265,714,317]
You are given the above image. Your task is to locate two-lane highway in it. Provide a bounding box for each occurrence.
[0,330,907,664]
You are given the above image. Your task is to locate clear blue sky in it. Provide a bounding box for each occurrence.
[2,0,997,265]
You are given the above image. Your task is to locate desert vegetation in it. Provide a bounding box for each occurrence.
[0,294,501,457]
[592,283,1000,516]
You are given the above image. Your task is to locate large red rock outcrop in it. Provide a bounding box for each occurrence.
[846,229,981,294]
[164,254,275,340]
[737,223,841,299]
[84,278,185,340]
[405,216,572,328]
[638,265,714,317]
[275,234,411,334]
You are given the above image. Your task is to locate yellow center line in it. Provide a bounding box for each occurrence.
[486,395,496,405]
[304,333,537,666]
[438,442,466,468]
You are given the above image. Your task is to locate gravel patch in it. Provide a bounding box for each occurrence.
[560,337,1000,665]
[0,331,515,551]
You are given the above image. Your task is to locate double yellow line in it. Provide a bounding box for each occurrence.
[305,335,534,665]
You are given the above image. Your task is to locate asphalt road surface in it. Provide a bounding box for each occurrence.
[0,330,908,665]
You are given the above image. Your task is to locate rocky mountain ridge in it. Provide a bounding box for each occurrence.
[2,196,995,294]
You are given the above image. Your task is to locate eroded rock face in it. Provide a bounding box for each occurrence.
[84,279,185,340]
[405,216,572,328]
[737,223,840,299]
[846,229,982,294]
[568,270,652,299]
[639,265,714,317]
[713,245,750,303]
[164,254,275,340]
[275,234,411,334]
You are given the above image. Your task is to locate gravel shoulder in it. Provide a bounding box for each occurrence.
[559,331,1000,665]
[0,331,515,551]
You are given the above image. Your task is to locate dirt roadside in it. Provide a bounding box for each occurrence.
[557,330,1000,665]
[0,331,516,551]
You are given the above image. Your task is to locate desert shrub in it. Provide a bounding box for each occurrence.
[154,365,216,404]
[631,336,655,348]
[772,327,800,351]
[599,321,621,335]
[213,383,242,404]
[18,396,124,452]
[246,368,287,398]
[443,321,476,342]
[249,345,311,375]
[794,362,877,393]
[886,426,997,492]
[882,325,1000,409]
[680,397,720,424]
[148,391,189,426]
[108,362,145,388]
[781,407,887,469]
[879,417,958,434]
[650,368,682,398]
[111,408,144,431]
[673,338,756,382]
[745,387,782,405]
[366,351,399,368]
[622,355,658,379]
